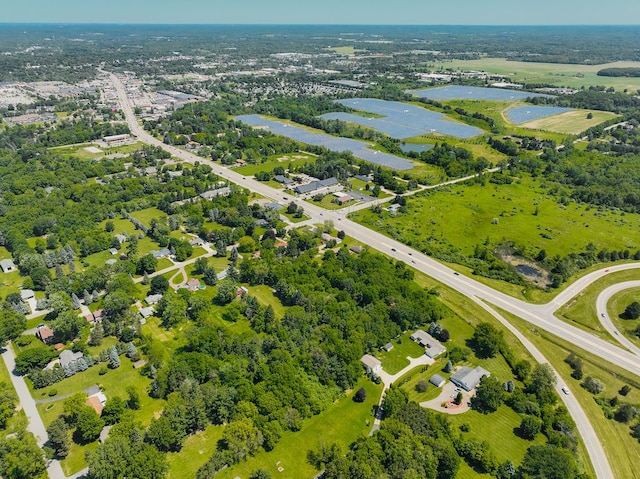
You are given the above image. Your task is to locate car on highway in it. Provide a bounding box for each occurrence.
[562,387,570,395]
[391,248,396,252]
[453,272,460,276]
[602,313,605,317]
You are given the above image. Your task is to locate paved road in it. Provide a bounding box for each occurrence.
[110,72,630,478]
[1,344,67,479]
[595,281,640,356]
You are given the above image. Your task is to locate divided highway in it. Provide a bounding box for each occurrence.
[109,73,640,479]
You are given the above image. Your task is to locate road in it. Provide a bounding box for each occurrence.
[1,344,67,479]
[109,73,632,478]
[595,281,640,356]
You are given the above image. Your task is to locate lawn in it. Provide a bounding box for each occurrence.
[247,284,286,318]
[437,58,640,92]
[167,425,225,479]
[520,110,618,135]
[498,308,640,479]
[449,404,546,467]
[129,207,167,228]
[400,362,450,403]
[376,331,426,374]
[218,379,383,479]
[0,350,27,440]
[98,217,138,236]
[305,194,352,211]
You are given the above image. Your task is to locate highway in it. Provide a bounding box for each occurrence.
[109,73,638,479]
[595,281,640,356]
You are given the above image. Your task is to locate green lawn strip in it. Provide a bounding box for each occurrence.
[129,207,167,228]
[608,288,640,347]
[399,363,449,403]
[496,307,640,479]
[0,269,24,298]
[60,441,98,476]
[219,379,383,479]
[97,218,139,236]
[304,194,347,210]
[247,285,286,318]
[376,331,425,374]
[450,404,546,466]
[556,269,640,333]
[166,425,225,479]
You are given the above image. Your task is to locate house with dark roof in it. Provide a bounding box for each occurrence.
[410,330,446,358]
[274,175,294,185]
[450,366,490,391]
[294,177,339,195]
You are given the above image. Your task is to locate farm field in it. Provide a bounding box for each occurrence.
[235,152,316,176]
[519,109,619,135]
[434,58,640,91]
[352,175,640,261]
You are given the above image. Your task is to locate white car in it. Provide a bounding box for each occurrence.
[562,387,570,395]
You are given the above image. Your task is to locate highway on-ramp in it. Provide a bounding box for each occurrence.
[595,281,640,356]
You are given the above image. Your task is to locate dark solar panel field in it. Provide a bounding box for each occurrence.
[505,106,574,124]
[320,98,484,139]
[412,85,552,102]
[236,115,415,170]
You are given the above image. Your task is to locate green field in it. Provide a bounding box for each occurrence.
[218,379,382,479]
[353,175,640,261]
[450,404,546,467]
[326,46,366,55]
[499,308,640,479]
[436,58,640,92]
[167,425,225,479]
[129,207,167,228]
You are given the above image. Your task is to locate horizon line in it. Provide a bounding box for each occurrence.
[1,22,639,27]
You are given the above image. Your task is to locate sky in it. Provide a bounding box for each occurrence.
[3,0,640,25]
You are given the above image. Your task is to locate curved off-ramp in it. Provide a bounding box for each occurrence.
[595,281,640,356]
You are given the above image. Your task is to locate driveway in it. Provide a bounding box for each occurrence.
[419,381,472,415]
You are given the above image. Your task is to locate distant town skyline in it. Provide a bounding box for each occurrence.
[4,0,640,25]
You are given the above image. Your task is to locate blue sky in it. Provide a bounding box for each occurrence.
[4,0,639,24]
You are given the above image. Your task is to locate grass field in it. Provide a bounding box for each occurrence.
[450,404,546,466]
[0,349,27,440]
[499,308,640,479]
[436,58,640,92]
[247,284,286,318]
[353,175,640,263]
[376,331,426,374]
[519,109,619,135]
[326,46,366,55]
[218,379,382,479]
[129,207,167,228]
[167,425,225,479]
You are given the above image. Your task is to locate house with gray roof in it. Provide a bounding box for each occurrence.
[450,366,490,391]
[0,259,16,273]
[430,374,446,387]
[59,350,83,369]
[294,177,339,195]
[360,354,382,375]
[410,330,446,358]
[274,175,294,185]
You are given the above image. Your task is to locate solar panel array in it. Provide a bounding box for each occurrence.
[505,106,574,124]
[236,114,415,171]
[412,85,552,102]
[320,98,484,139]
